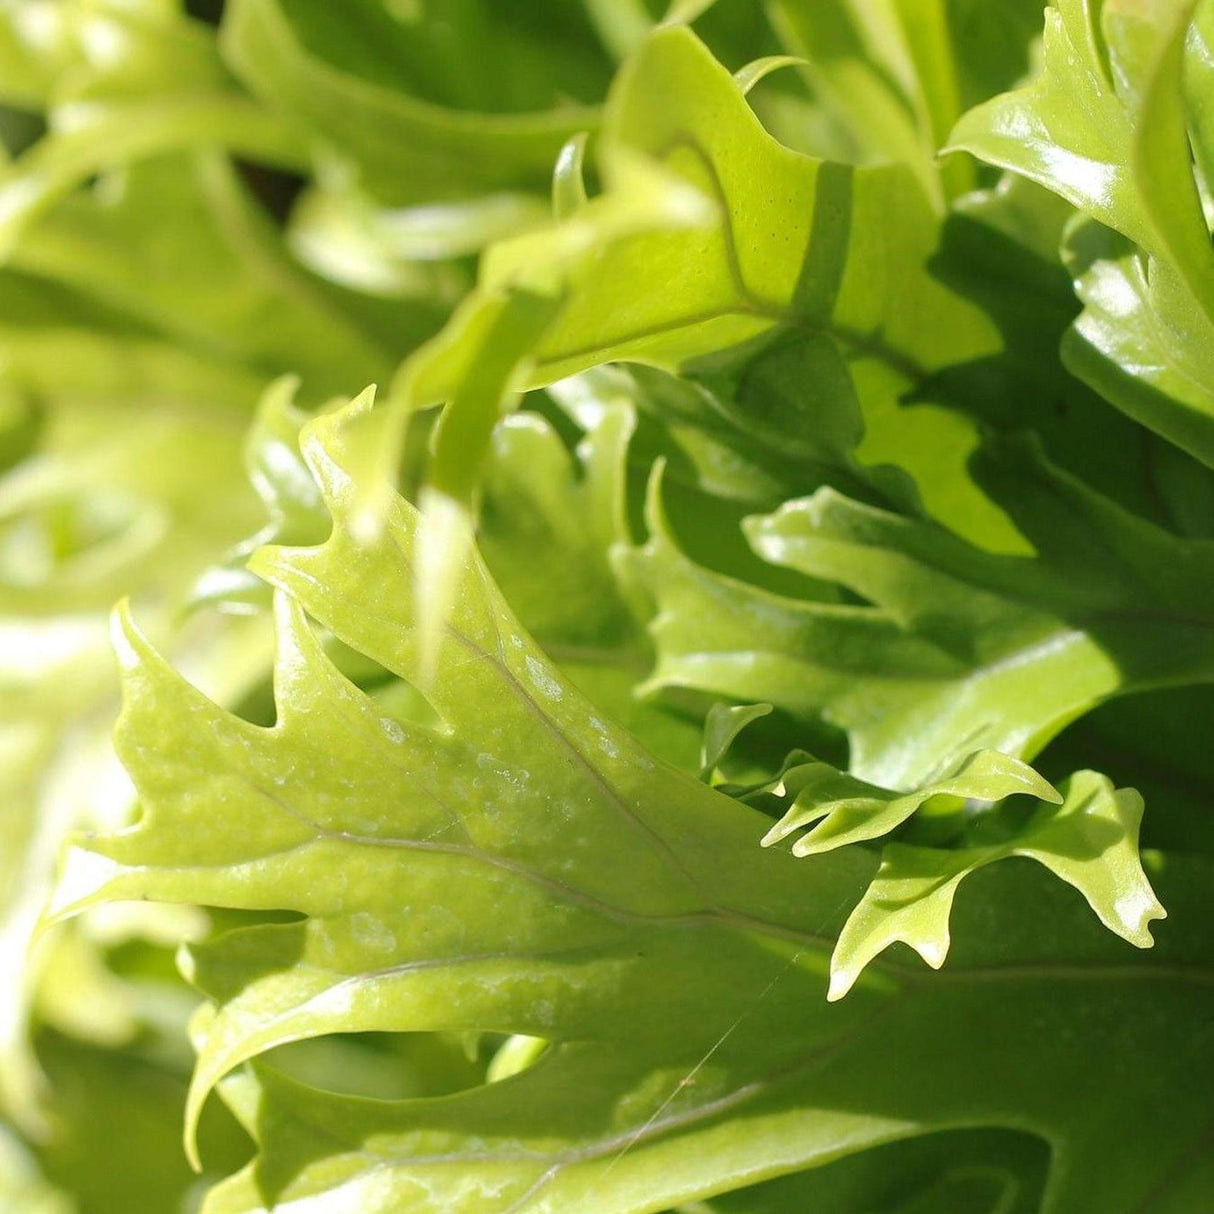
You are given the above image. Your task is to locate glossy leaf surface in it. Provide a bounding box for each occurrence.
[51,400,1214,1214]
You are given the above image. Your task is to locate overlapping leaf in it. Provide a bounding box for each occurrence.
[749,740,1161,1000]
[922,172,1214,544]
[4,4,1214,1212]
[761,749,1060,857]
[384,21,1005,648]
[3,151,415,404]
[464,21,996,405]
[770,0,1044,205]
[949,0,1214,467]
[0,0,307,257]
[47,396,1214,1214]
[830,768,1163,999]
[624,434,1214,788]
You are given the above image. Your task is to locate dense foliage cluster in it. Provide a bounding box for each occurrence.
[2,1,1213,1211]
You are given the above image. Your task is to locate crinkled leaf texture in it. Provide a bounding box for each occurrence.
[50,398,1214,1214]
[823,768,1165,1000]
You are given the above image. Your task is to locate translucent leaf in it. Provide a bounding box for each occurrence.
[831,769,1165,998]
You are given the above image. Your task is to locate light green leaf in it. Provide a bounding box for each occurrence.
[48,397,1214,1214]
[27,1030,252,1214]
[762,749,1060,857]
[552,132,591,220]
[382,145,713,660]
[831,769,1165,999]
[1106,0,1214,307]
[770,0,1043,204]
[389,22,1001,646]
[1185,0,1214,192]
[6,152,404,402]
[291,183,546,292]
[768,0,938,202]
[480,399,705,773]
[5,8,1214,1212]
[663,0,721,26]
[285,182,475,303]
[675,1127,1050,1214]
[480,405,636,654]
[0,1,72,111]
[918,172,1214,539]
[948,0,1169,254]
[581,336,1022,559]
[700,702,773,780]
[0,274,267,418]
[492,25,993,386]
[0,89,304,261]
[189,377,332,614]
[950,0,1214,467]
[583,0,653,61]
[1061,215,1214,459]
[732,55,808,97]
[0,1126,71,1214]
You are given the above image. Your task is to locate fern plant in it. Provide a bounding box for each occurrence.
[2,2,1213,1212]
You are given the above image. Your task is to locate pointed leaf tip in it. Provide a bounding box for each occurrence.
[826,968,853,1003]
[553,132,590,219]
[108,599,143,672]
